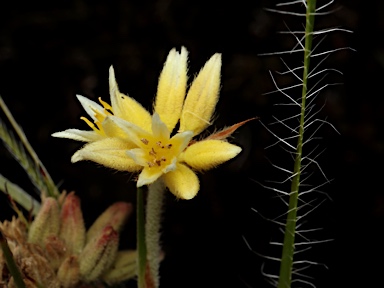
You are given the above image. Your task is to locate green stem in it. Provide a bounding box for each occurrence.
[145,180,165,288]
[277,1,316,288]
[137,186,147,288]
[0,231,26,288]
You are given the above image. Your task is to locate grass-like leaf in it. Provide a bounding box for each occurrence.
[0,96,59,198]
[0,231,26,288]
[0,174,41,216]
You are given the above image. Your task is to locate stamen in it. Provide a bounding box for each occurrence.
[80,116,96,129]
[167,144,172,149]
[149,148,156,156]
[155,160,162,166]
[147,162,155,167]
[141,138,149,145]
[80,116,103,135]
[98,97,114,115]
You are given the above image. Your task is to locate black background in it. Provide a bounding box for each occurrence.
[0,0,381,287]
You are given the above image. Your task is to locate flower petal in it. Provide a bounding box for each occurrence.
[162,163,199,199]
[126,148,148,167]
[180,139,241,171]
[151,113,170,140]
[52,129,103,142]
[179,53,221,136]
[108,116,152,148]
[77,95,105,121]
[136,167,163,187]
[102,116,134,142]
[109,66,152,132]
[71,138,140,172]
[170,130,193,154]
[154,47,188,131]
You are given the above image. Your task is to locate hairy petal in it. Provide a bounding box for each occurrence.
[109,66,152,132]
[77,95,105,121]
[179,53,221,136]
[162,164,199,199]
[136,167,164,187]
[102,116,134,141]
[52,129,103,142]
[180,139,241,171]
[109,116,153,148]
[151,113,170,140]
[154,47,188,131]
[71,138,140,172]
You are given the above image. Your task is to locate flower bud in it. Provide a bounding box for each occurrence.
[79,225,118,282]
[57,255,80,288]
[28,197,59,244]
[59,192,86,254]
[86,202,132,244]
[102,250,137,285]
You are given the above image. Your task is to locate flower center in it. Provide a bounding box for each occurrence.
[139,137,176,169]
[123,113,193,180]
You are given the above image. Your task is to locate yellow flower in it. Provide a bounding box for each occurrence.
[53,47,244,199]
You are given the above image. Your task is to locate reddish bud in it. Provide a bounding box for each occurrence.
[28,197,59,244]
[59,192,86,254]
[79,225,119,282]
[86,202,132,244]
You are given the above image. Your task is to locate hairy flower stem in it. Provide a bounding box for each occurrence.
[0,231,26,288]
[145,180,165,288]
[277,1,316,287]
[137,186,147,288]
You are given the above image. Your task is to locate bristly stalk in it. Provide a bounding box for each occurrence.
[137,186,147,288]
[277,1,316,287]
[145,180,165,288]
[0,95,59,198]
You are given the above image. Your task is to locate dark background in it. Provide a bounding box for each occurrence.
[0,0,381,287]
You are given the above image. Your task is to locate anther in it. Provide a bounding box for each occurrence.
[167,144,172,149]
[141,138,149,145]
[147,162,155,167]
[149,148,156,156]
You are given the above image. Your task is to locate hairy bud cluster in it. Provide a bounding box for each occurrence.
[0,192,137,287]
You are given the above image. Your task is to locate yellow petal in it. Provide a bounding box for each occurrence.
[151,113,170,139]
[52,129,103,142]
[179,53,221,136]
[109,66,152,132]
[102,117,133,141]
[154,47,188,132]
[162,163,199,199]
[136,167,164,187]
[180,139,241,171]
[109,115,153,148]
[71,138,141,172]
[77,95,105,121]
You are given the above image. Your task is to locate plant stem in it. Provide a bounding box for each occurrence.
[0,231,26,288]
[277,1,316,287]
[137,186,147,288]
[145,180,165,288]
